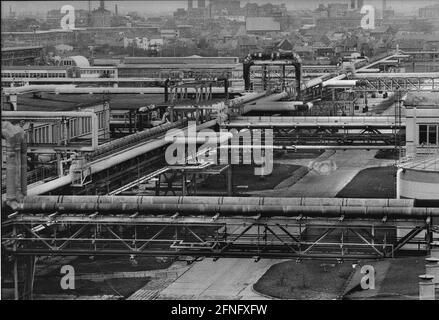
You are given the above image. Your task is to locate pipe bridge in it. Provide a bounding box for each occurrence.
[3,196,437,259]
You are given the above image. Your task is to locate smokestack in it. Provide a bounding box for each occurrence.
[115,4,118,15]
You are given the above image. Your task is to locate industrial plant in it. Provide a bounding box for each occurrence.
[1,0,439,302]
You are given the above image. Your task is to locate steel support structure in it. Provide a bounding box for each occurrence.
[3,214,432,259]
[354,76,438,92]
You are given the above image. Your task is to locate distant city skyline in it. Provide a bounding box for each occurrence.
[2,0,439,17]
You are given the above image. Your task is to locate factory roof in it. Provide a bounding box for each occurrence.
[61,56,90,68]
[245,17,281,32]
[404,92,439,107]
[117,63,239,69]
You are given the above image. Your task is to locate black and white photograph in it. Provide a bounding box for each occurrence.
[1,0,439,308]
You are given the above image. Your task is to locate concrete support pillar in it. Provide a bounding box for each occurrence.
[430,241,439,259]
[20,137,28,196]
[9,94,18,111]
[13,255,36,300]
[419,275,435,300]
[3,122,27,202]
[425,258,439,287]
[396,168,403,199]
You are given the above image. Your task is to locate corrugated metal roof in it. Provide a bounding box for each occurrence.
[246,17,280,32]
[61,56,90,68]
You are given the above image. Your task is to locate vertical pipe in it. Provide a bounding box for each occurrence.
[91,113,99,150]
[6,141,17,202]
[164,79,169,102]
[224,78,229,100]
[20,136,28,197]
[13,224,19,300]
[295,63,302,100]
[227,165,233,196]
[282,64,286,92]
[182,171,187,196]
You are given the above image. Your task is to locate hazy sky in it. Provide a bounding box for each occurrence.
[3,0,439,16]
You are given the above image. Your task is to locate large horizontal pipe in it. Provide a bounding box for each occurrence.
[14,196,439,219]
[242,92,290,113]
[2,84,75,95]
[356,68,381,73]
[26,120,218,196]
[228,92,267,107]
[244,102,303,112]
[252,92,289,103]
[19,195,416,207]
[3,85,239,96]
[323,79,358,87]
[2,110,98,119]
[90,120,186,159]
[353,72,439,78]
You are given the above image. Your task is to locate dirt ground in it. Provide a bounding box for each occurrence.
[33,277,150,298]
[254,260,353,300]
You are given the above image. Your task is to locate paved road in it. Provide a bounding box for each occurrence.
[158,258,285,300]
[249,150,395,198]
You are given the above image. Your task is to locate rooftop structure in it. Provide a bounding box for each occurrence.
[246,17,280,34]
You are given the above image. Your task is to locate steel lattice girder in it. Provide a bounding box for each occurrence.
[354,77,437,92]
[2,214,431,259]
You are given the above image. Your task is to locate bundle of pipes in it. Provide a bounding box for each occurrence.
[88,119,187,159]
[2,122,27,202]
[3,84,76,95]
[12,196,439,219]
[227,92,267,108]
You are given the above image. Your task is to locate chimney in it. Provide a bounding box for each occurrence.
[115,4,118,15]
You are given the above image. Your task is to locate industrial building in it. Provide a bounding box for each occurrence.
[1,0,439,302]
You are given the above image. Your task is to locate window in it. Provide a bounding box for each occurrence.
[429,125,437,145]
[419,124,439,145]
